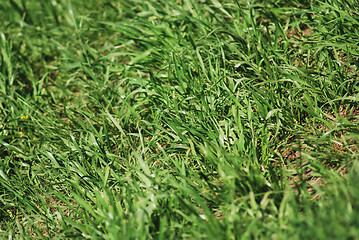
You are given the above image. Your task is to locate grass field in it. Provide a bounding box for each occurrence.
[0,0,358,239]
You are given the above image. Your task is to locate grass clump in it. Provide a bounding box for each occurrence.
[0,0,358,239]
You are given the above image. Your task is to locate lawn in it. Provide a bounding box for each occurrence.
[0,0,358,239]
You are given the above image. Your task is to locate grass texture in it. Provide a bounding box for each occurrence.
[0,0,359,239]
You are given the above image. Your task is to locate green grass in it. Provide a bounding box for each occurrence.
[0,0,358,239]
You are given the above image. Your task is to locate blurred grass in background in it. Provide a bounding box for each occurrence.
[0,0,358,239]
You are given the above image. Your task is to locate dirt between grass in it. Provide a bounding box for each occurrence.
[280,104,358,199]
[287,23,314,40]
[24,195,78,238]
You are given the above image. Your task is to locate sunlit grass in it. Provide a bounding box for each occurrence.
[0,0,358,239]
